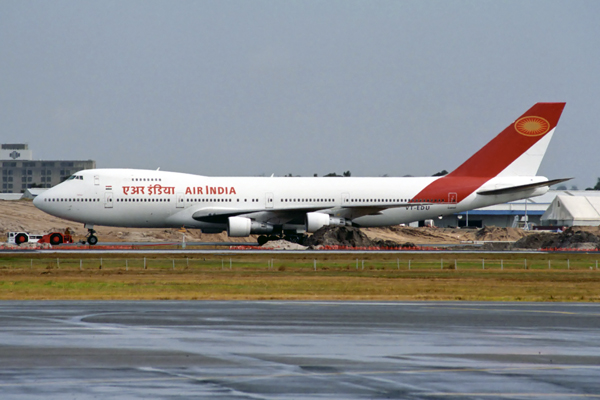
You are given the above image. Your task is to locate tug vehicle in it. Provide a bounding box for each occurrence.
[7,228,75,246]
[7,232,44,245]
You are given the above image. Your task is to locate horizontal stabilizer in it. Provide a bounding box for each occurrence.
[477,178,573,196]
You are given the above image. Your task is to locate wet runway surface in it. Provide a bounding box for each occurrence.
[1,301,599,399]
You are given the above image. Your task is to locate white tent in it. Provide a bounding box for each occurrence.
[541,195,600,226]
[0,193,23,201]
[22,188,46,199]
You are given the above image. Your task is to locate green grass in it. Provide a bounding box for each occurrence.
[0,252,599,301]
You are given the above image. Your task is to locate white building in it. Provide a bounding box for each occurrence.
[1,144,95,193]
[435,190,600,228]
[541,194,600,227]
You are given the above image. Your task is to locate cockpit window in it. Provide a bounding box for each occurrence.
[67,175,83,180]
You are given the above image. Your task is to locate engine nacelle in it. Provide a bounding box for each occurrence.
[227,217,274,237]
[305,212,347,233]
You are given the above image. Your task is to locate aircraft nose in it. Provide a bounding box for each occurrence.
[33,192,46,210]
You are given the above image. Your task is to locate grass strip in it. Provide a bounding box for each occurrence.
[1,253,599,301]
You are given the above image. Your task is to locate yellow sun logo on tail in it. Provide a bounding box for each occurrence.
[514,116,550,137]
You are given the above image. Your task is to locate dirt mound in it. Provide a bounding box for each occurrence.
[388,226,459,242]
[513,227,600,250]
[305,226,373,247]
[475,226,527,241]
[261,240,307,250]
[362,226,475,244]
[546,227,600,249]
[513,232,558,249]
[304,226,405,248]
[304,226,414,248]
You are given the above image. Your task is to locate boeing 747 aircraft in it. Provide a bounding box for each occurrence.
[34,102,568,245]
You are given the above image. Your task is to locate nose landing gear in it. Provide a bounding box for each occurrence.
[85,225,98,245]
[87,233,98,245]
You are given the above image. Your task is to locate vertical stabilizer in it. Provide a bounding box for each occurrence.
[449,102,565,177]
[412,102,565,203]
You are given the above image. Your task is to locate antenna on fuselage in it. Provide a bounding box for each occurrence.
[156,167,160,171]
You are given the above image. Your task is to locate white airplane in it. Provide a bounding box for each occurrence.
[34,102,569,245]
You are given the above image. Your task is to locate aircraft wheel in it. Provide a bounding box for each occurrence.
[285,235,303,244]
[257,235,268,246]
[15,233,28,245]
[87,235,98,245]
[293,234,308,245]
[49,233,63,245]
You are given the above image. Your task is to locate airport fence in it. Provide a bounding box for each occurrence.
[2,256,599,272]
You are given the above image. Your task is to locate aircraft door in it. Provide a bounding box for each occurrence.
[448,192,457,209]
[266,192,274,209]
[342,192,349,205]
[104,192,113,208]
[94,175,100,186]
[176,192,185,208]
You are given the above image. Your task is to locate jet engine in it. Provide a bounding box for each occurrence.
[305,212,347,233]
[227,216,274,237]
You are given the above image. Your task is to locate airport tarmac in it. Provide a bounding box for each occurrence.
[0,301,599,399]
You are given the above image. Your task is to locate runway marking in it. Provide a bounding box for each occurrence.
[258,302,600,317]
[1,364,599,388]
[422,305,600,317]
[422,394,600,398]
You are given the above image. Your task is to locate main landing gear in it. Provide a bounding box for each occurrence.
[85,225,98,245]
[257,235,279,246]
[283,234,306,244]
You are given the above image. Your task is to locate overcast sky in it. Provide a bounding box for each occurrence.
[1,1,599,188]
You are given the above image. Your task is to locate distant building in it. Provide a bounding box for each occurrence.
[0,144,95,193]
[433,190,600,229]
[542,194,600,227]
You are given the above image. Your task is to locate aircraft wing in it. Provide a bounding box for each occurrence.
[192,206,327,225]
[191,201,428,225]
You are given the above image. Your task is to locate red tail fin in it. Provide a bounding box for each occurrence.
[450,102,565,177]
[412,102,565,203]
